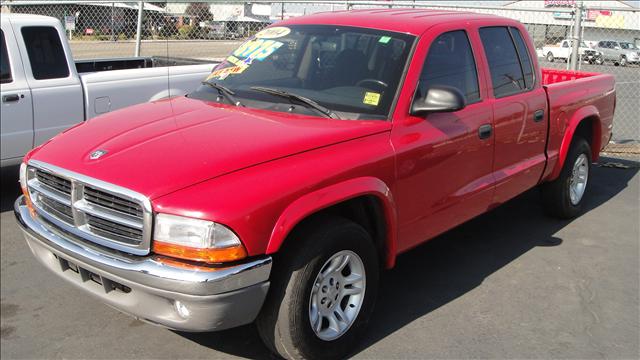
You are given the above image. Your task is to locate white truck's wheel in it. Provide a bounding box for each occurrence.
[547,52,555,62]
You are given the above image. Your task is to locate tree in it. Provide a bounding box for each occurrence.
[184,2,213,22]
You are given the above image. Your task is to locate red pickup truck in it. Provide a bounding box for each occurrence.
[15,9,615,359]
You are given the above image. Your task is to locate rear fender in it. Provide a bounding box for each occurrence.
[266,177,398,268]
[148,89,187,102]
[549,105,601,180]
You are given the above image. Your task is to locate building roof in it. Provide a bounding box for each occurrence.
[279,8,507,35]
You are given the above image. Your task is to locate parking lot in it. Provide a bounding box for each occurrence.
[1,158,638,359]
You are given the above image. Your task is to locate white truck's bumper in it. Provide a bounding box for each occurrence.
[14,196,271,332]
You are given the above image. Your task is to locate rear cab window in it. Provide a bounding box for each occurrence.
[479,26,534,98]
[417,30,480,104]
[1,29,12,84]
[21,26,69,80]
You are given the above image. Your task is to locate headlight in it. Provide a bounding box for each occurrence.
[152,213,247,263]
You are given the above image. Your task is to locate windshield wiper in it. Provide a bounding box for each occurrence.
[250,86,340,119]
[201,81,244,107]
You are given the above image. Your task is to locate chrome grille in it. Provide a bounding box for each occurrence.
[26,161,152,255]
[83,186,143,218]
[86,214,143,245]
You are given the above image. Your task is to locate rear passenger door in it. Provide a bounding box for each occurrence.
[0,26,34,166]
[478,26,548,204]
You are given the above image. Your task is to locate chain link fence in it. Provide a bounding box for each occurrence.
[1,0,638,158]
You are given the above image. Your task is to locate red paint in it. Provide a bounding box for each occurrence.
[25,10,615,268]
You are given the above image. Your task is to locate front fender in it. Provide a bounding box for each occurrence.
[266,177,399,268]
[549,105,601,180]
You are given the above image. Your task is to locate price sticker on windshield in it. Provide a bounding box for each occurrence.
[255,26,291,39]
[363,92,381,106]
[233,39,284,64]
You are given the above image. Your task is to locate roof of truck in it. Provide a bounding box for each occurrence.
[1,13,60,25]
[279,8,510,36]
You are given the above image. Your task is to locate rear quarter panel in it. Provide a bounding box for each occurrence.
[541,71,615,181]
[81,64,214,119]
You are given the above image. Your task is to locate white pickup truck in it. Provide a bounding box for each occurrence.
[1,13,216,167]
[542,39,601,64]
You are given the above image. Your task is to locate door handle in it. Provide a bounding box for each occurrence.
[478,124,492,140]
[2,94,20,103]
[533,109,545,122]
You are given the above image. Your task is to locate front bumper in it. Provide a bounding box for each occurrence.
[14,196,271,332]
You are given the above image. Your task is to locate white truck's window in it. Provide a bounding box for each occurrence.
[479,26,528,98]
[21,26,69,80]
[0,30,11,84]
[417,30,480,104]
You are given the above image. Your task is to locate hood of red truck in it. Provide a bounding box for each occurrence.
[28,96,391,199]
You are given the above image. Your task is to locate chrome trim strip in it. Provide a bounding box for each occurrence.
[74,200,144,230]
[27,159,153,255]
[27,179,72,206]
[15,197,272,296]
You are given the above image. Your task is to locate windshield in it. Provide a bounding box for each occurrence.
[189,25,416,120]
[620,42,638,50]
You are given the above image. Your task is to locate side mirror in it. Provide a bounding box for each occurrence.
[411,85,466,116]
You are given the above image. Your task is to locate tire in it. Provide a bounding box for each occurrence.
[620,56,627,67]
[547,52,555,62]
[541,137,592,219]
[256,216,379,360]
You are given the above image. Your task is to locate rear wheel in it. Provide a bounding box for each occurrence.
[547,52,555,62]
[541,137,592,219]
[256,217,379,360]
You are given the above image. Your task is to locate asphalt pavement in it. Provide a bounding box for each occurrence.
[1,159,639,359]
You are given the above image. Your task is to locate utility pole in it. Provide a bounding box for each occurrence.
[135,1,144,57]
[569,0,584,71]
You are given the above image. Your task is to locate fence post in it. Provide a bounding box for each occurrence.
[134,1,143,57]
[569,0,584,71]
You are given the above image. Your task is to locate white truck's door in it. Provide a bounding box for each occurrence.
[0,25,34,167]
[13,20,83,148]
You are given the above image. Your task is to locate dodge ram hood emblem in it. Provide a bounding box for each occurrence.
[89,149,108,160]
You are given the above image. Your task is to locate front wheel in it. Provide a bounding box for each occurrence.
[256,217,379,360]
[541,137,592,219]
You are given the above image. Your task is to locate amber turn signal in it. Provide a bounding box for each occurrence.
[19,163,37,218]
[153,241,248,264]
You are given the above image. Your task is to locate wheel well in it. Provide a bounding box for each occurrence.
[287,196,388,266]
[573,116,601,160]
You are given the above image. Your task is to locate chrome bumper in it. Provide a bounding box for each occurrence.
[14,196,271,332]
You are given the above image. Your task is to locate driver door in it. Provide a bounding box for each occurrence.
[391,26,495,252]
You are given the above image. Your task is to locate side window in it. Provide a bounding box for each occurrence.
[417,30,480,104]
[0,30,13,84]
[21,26,69,80]
[479,26,527,98]
[1,30,12,84]
[562,41,569,48]
[509,27,534,89]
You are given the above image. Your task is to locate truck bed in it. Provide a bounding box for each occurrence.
[541,68,616,181]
